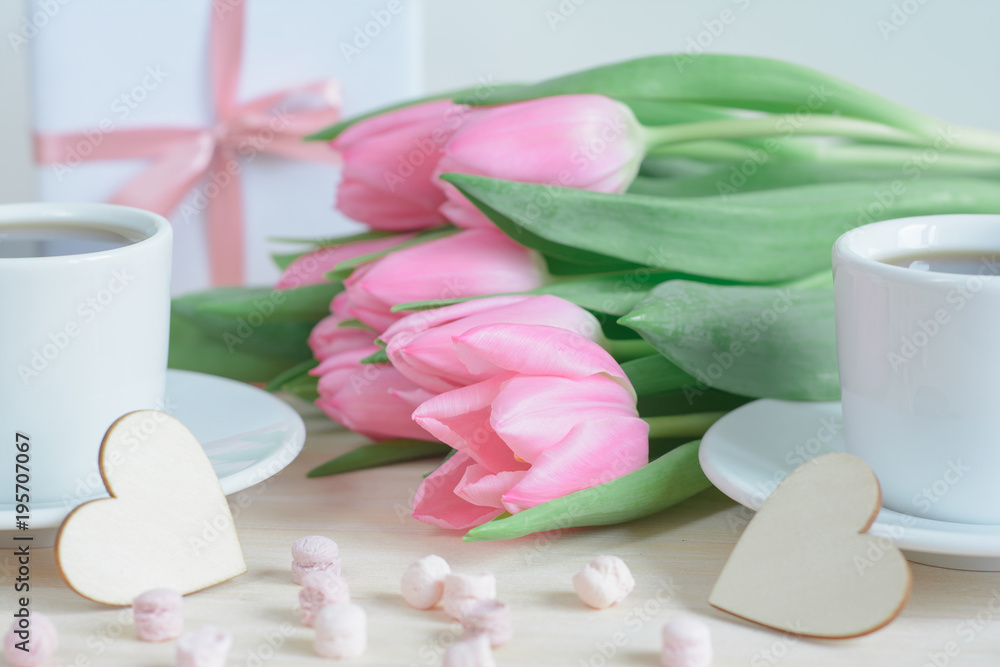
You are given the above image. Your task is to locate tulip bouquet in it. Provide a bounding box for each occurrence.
[170,54,1000,540]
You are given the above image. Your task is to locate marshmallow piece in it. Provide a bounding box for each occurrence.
[176,626,231,667]
[292,535,341,585]
[443,572,496,620]
[3,612,57,667]
[443,633,495,667]
[314,603,367,659]
[133,588,184,642]
[661,618,712,667]
[459,599,512,647]
[299,571,351,628]
[573,555,635,609]
[401,555,451,610]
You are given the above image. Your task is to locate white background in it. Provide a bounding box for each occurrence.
[422,0,1000,132]
[2,0,999,282]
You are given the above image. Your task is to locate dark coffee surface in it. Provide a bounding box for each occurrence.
[0,223,140,258]
[883,250,1000,275]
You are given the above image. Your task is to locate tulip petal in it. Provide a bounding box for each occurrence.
[454,323,636,399]
[438,183,494,229]
[342,230,543,332]
[381,295,530,342]
[433,94,644,230]
[382,295,530,392]
[413,451,505,530]
[390,346,475,394]
[337,179,445,230]
[276,234,415,289]
[313,344,434,441]
[332,100,470,231]
[308,314,375,360]
[383,295,604,393]
[454,463,527,510]
[489,374,638,464]
[437,95,642,185]
[349,230,542,306]
[333,99,459,150]
[502,416,649,514]
[412,374,529,474]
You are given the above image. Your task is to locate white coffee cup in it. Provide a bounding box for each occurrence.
[0,203,172,510]
[833,214,1000,524]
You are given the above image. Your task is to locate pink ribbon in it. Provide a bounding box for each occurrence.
[34,0,341,286]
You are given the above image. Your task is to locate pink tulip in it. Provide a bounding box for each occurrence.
[381,295,602,393]
[333,100,477,230]
[308,305,374,362]
[277,234,416,289]
[410,324,648,529]
[341,229,544,332]
[312,340,435,442]
[433,94,646,229]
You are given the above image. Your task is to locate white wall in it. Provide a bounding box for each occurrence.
[423,0,1000,131]
[0,0,37,203]
[4,0,999,206]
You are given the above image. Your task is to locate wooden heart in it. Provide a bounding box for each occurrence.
[709,452,911,638]
[56,410,246,605]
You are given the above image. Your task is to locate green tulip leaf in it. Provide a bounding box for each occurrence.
[305,84,524,142]
[620,280,838,401]
[390,270,693,315]
[443,174,1000,283]
[463,440,710,542]
[359,349,390,364]
[168,309,304,384]
[190,282,340,321]
[171,288,322,364]
[265,357,319,397]
[269,230,397,246]
[307,440,450,477]
[457,54,941,139]
[621,354,695,396]
[325,226,460,280]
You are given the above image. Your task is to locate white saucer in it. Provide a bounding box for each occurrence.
[700,399,1000,571]
[1,369,306,548]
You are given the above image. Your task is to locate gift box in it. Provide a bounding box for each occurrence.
[27,0,422,294]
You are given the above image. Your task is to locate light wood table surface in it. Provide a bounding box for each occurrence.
[8,403,1000,666]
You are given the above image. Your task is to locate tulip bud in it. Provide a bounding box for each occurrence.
[341,229,544,332]
[311,341,434,442]
[381,295,602,393]
[332,100,479,230]
[434,94,646,229]
[410,323,648,529]
[276,235,416,290]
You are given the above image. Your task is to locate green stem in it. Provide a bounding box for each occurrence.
[814,142,1000,172]
[643,116,924,153]
[602,337,656,361]
[642,412,727,438]
[942,123,1000,156]
[646,140,771,163]
[644,139,1000,177]
[644,116,1000,161]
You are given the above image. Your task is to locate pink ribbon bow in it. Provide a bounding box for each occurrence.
[35,0,341,286]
